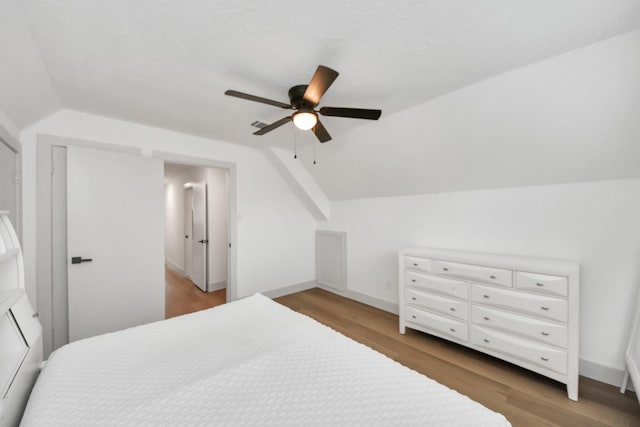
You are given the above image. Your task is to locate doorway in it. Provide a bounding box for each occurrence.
[36,137,239,359]
[163,162,230,318]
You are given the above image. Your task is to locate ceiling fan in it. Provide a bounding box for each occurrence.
[225,65,382,143]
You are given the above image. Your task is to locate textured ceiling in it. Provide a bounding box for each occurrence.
[21,0,640,149]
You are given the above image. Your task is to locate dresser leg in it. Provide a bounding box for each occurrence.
[399,323,406,334]
[567,379,579,401]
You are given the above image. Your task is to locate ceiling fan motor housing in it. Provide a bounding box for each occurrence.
[288,84,314,109]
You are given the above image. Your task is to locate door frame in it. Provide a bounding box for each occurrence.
[153,151,237,303]
[184,186,194,280]
[35,137,239,357]
[36,135,141,357]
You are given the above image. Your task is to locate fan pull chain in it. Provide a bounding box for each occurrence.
[293,127,297,159]
[313,140,317,165]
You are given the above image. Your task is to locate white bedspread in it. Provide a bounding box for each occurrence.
[21,294,510,426]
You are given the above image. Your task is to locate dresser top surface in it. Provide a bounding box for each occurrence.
[401,247,579,276]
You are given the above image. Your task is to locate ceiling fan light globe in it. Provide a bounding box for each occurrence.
[293,112,318,130]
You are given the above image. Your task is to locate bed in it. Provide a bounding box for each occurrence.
[20,293,510,426]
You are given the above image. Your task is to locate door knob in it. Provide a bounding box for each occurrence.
[71,257,93,264]
[198,239,209,244]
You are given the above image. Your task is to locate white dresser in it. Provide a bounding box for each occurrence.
[399,247,579,400]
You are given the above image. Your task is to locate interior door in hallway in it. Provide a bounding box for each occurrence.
[191,181,208,291]
[67,146,165,342]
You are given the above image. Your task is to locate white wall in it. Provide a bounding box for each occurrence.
[21,109,316,305]
[207,167,229,285]
[164,179,184,273]
[319,178,640,377]
[164,164,229,287]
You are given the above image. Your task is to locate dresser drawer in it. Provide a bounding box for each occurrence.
[432,260,512,287]
[516,272,568,297]
[404,256,431,272]
[471,325,567,374]
[471,305,568,348]
[404,271,468,300]
[406,288,468,321]
[471,284,568,323]
[405,306,468,342]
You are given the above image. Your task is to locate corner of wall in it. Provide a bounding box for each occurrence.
[262,146,330,221]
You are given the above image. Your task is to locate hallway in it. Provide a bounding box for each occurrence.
[165,267,226,318]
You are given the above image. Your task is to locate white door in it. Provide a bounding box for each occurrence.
[67,146,164,342]
[191,181,207,291]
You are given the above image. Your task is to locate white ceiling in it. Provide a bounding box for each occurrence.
[20,0,640,149]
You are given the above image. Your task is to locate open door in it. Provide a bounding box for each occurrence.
[191,181,208,291]
[67,146,164,342]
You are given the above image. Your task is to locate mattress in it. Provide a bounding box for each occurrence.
[21,294,510,426]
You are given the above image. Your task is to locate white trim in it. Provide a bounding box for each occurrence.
[317,284,400,315]
[152,151,238,304]
[262,281,316,299]
[621,283,640,397]
[165,259,185,276]
[580,358,632,390]
[38,134,141,155]
[207,280,227,292]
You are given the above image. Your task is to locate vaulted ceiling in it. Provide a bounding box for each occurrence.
[2,1,640,200]
[11,0,640,148]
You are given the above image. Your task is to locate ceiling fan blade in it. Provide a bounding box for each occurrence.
[319,106,382,120]
[253,116,292,135]
[312,119,332,143]
[303,66,339,106]
[225,90,291,109]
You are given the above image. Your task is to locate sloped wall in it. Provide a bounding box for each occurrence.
[0,0,59,129]
[301,29,640,199]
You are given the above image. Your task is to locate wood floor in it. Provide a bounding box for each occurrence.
[164,279,640,426]
[275,288,640,427]
[165,267,226,319]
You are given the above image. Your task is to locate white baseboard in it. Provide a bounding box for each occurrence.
[263,281,317,299]
[580,358,631,390]
[317,284,399,315]
[207,280,226,292]
[165,259,185,276]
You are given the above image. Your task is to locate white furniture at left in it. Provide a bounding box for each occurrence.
[0,211,42,427]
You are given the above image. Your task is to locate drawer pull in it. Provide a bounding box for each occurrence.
[413,263,418,266]
[411,315,416,319]
[483,294,490,299]
[540,357,549,362]
[411,297,417,301]
[490,275,497,279]
[483,316,490,321]
[449,307,456,312]
[541,331,550,336]
[483,338,490,343]
[450,328,456,332]
[540,306,550,311]
[536,282,545,287]
[443,267,449,271]
[411,279,416,282]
